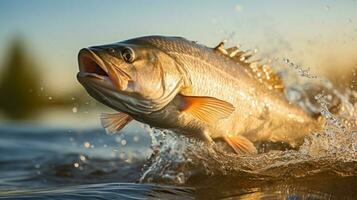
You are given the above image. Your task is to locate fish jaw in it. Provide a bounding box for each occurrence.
[77,48,134,114]
[77,48,114,101]
[78,48,131,91]
[78,48,109,78]
[77,48,164,116]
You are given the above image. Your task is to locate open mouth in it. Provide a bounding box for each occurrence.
[77,48,131,91]
[78,48,108,78]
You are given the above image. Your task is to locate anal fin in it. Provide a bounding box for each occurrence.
[223,135,257,154]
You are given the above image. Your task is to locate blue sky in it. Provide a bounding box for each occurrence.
[0,0,356,92]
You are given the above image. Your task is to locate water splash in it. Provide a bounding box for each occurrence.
[139,60,357,185]
[300,88,357,160]
[283,58,318,79]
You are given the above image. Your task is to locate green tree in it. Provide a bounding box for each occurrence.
[0,38,42,120]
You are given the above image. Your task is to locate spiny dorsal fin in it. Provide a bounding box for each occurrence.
[213,41,285,92]
[213,41,228,55]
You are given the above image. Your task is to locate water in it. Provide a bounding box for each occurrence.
[0,116,356,199]
[1,69,357,199]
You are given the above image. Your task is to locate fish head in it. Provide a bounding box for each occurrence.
[77,40,184,115]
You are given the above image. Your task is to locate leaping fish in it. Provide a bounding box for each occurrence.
[77,36,320,154]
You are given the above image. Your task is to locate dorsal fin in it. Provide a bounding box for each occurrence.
[213,41,284,92]
[213,41,228,55]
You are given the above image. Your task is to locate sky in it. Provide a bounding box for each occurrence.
[0,0,356,92]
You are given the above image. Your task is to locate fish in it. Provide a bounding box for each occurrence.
[77,35,320,154]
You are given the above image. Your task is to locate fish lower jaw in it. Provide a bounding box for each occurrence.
[77,72,115,91]
[77,72,107,80]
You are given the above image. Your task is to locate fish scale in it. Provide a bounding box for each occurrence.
[140,36,317,139]
[77,35,320,154]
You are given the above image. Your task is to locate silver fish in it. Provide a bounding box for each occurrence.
[77,36,320,154]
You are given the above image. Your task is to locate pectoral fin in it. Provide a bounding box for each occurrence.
[179,95,235,124]
[223,135,257,154]
[100,112,133,135]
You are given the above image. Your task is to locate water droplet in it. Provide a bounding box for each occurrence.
[119,152,126,159]
[84,142,91,148]
[121,139,127,146]
[79,155,86,161]
[74,163,79,168]
[72,107,78,113]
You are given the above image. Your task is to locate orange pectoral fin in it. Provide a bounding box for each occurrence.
[100,112,133,135]
[179,95,235,124]
[223,135,257,154]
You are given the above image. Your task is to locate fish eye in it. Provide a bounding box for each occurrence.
[122,48,135,63]
[108,48,116,54]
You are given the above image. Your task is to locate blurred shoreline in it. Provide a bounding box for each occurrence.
[0,108,102,129]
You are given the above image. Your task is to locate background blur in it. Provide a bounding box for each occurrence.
[0,0,356,127]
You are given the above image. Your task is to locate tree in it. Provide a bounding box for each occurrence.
[0,37,42,120]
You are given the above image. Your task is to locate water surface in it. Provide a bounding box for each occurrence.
[0,119,356,199]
